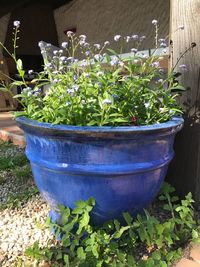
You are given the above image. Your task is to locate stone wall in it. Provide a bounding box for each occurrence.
[54,0,170,53]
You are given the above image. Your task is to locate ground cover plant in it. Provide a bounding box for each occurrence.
[25,183,200,267]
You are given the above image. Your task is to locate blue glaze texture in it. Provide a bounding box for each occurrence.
[16,116,183,224]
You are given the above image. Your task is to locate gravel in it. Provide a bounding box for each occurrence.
[0,194,55,266]
[0,143,55,266]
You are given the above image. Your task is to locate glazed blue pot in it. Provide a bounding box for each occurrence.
[16,116,183,224]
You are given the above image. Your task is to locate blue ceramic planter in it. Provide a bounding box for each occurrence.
[16,116,183,224]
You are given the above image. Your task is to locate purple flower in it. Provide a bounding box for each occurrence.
[110,56,119,66]
[85,51,90,57]
[102,99,112,105]
[94,54,101,61]
[67,88,75,96]
[159,38,166,43]
[13,20,20,28]
[151,61,160,68]
[179,64,187,72]
[160,42,167,48]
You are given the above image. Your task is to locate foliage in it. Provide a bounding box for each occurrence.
[25,183,200,267]
[0,153,28,171]
[0,21,185,126]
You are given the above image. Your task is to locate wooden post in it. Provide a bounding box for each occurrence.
[167,0,200,203]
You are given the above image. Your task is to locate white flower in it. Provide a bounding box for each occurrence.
[152,19,158,25]
[132,35,139,40]
[140,35,146,41]
[97,71,104,76]
[119,61,125,67]
[125,36,131,43]
[28,70,34,75]
[131,48,138,53]
[67,31,73,37]
[159,108,165,113]
[13,20,20,28]
[60,56,67,62]
[114,35,121,41]
[38,41,43,48]
[79,40,85,46]
[79,34,86,41]
[94,54,101,61]
[104,41,110,46]
[53,50,59,55]
[144,102,150,109]
[61,42,68,48]
[94,44,101,50]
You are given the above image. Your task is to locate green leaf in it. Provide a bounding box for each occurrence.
[192,229,199,239]
[64,254,69,266]
[77,247,86,260]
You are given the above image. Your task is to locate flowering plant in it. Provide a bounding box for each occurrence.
[0,20,186,126]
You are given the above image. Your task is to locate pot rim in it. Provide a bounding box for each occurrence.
[16,116,184,134]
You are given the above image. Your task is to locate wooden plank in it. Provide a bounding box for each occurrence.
[167,0,200,203]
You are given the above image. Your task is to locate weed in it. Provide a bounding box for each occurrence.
[0,186,38,210]
[0,154,28,171]
[15,164,33,184]
[25,183,200,267]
